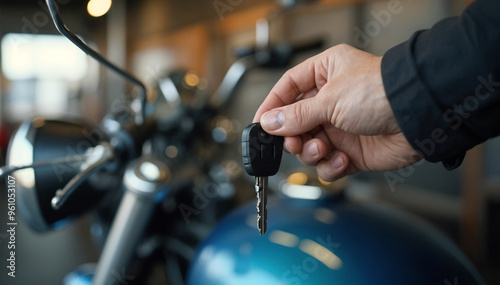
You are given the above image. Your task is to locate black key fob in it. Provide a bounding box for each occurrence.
[241,123,283,177]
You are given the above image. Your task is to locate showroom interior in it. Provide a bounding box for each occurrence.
[0,0,499,284]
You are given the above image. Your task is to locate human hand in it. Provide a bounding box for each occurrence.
[253,44,421,181]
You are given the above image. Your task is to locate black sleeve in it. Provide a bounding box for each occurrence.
[381,0,500,170]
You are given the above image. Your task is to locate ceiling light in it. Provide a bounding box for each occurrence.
[87,0,112,17]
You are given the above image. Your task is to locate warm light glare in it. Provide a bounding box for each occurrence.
[269,230,299,248]
[165,145,179,158]
[313,208,337,224]
[299,239,343,270]
[287,172,308,185]
[319,176,332,186]
[87,0,112,17]
[32,117,46,128]
[184,72,200,87]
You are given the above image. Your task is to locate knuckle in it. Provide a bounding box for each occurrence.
[287,103,308,128]
[338,43,354,51]
[283,70,301,96]
[331,43,350,53]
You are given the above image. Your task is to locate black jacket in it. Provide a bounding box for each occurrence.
[381,0,500,169]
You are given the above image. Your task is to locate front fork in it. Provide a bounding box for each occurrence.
[92,156,171,285]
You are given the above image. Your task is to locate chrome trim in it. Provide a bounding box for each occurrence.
[6,120,49,232]
[209,56,258,108]
[123,157,170,196]
[51,142,114,209]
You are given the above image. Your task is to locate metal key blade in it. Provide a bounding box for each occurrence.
[256,176,268,235]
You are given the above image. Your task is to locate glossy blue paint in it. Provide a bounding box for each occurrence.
[187,194,485,285]
[63,263,94,285]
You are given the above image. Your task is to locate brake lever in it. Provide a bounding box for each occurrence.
[51,142,115,210]
[0,154,89,179]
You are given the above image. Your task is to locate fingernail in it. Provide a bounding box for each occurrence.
[284,141,290,153]
[261,110,284,131]
[331,155,344,169]
[306,142,319,157]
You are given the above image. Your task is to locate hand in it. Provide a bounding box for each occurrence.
[253,44,421,181]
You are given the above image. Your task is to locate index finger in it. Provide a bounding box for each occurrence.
[253,54,324,122]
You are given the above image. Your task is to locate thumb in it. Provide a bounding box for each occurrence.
[259,96,328,136]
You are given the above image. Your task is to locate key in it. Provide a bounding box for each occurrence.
[242,123,283,235]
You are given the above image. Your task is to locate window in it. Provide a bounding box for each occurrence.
[1,33,90,120]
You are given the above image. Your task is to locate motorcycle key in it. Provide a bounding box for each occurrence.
[242,122,283,235]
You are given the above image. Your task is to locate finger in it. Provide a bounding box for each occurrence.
[253,54,325,122]
[310,127,335,159]
[284,136,302,154]
[316,151,350,182]
[296,138,329,166]
[286,125,331,156]
[259,93,329,136]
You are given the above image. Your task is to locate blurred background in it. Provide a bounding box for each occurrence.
[0,0,499,284]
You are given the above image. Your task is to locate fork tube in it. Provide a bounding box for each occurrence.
[92,157,170,285]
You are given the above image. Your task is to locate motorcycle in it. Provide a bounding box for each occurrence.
[2,1,487,284]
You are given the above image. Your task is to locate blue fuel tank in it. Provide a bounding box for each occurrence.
[187,192,485,285]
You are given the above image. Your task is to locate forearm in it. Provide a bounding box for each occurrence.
[382,0,500,169]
